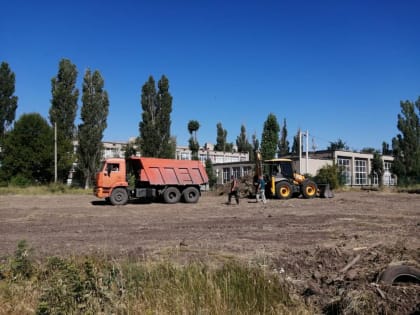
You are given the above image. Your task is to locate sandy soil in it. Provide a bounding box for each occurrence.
[0,190,419,313]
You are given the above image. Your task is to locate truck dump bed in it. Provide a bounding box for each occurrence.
[135,157,208,186]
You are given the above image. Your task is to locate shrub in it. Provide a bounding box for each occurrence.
[10,175,32,187]
[314,164,344,190]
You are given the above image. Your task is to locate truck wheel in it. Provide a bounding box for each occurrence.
[110,188,128,205]
[302,180,317,199]
[163,187,181,204]
[183,187,200,203]
[276,181,292,199]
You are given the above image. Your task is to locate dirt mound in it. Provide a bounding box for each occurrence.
[272,242,420,314]
[213,174,257,197]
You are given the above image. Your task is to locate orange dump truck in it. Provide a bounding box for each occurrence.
[94,156,209,205]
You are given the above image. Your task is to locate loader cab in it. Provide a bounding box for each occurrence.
[266,159,295,180]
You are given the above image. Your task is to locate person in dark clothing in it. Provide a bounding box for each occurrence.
[227,175,239,205]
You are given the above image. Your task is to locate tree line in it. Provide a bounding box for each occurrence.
[0,59,419,187]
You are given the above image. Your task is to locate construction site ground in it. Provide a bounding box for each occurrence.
[0,190,419,314]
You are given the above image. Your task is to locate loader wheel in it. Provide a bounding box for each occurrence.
[182,187,200,203]
[276,181,292,199]
[110,188,128,205]
[302,180,317,199]
[163,187,181,204]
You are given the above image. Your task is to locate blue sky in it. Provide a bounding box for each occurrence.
[1,0,419,151]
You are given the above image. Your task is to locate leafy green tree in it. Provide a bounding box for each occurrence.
[314,164,344,190]
[205,158,217,188]
[188,120,200,160]
[260,113,279,160]
[327,139,349,151]
[188,138,199,160]
[360,147,376,154]
[0,62,18,139]
[77,69,109,189]
[188,120,200,141]
[278,118,289,156]
[139,75,174,158]
[382,141,391,155]
[49,59,79,182]
[392,98,420,184]
[236,124,253,155]
[0,113,54,184]
[371,151,384,187]
[214,122,227,151]
[124,139,139,159]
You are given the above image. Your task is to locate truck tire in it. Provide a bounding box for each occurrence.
[182,187,200,203]
[302,180,317,199]
[276,181,292,199]
[163,187,181,204]
[110,188,128,205]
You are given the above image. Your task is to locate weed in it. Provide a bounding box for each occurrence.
[0,244,311,314]
[11,240,34,280]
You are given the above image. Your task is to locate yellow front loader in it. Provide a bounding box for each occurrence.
[255,151,317,199]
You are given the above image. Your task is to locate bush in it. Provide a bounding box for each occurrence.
[10,175,32,187]
[314,164,344,190]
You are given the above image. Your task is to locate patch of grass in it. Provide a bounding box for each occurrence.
[0,184,90,195]
[396,184,420,194]
[0,242,311,315]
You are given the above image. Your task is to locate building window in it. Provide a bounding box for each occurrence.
[232,167,240,179]
[223,168,230,184]
[355,159,367,185]
[372,172,379,186]
[337,157,351,185]
[242,166,252,177]
[383,161,395,186]
[179,152,190,160]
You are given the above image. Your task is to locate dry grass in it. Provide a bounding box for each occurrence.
[0,241,311,315]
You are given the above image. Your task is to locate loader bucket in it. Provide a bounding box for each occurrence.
[318,183,334,198]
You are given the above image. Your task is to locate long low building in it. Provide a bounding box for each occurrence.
[213,150,396,187]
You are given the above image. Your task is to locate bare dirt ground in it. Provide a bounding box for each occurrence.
[0,190,419,314]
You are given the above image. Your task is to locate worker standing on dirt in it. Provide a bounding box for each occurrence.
[256,175,267,204]
[227,175,239,205]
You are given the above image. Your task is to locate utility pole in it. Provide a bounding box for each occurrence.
[299,129,302,174]
[299,129,309,174]
[306,130,309,174]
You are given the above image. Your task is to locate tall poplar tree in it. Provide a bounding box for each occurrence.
[278,118,290,156]
[139,75,174,158]
[0,62,18,139]
[291,129,300,155]
[236,124,253,159]
[252,132,259,151]
[260,113,279,160]
[392,98,420,184]
[78,69,109,189]
[214,122,227,151]
[49,59,79,181]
